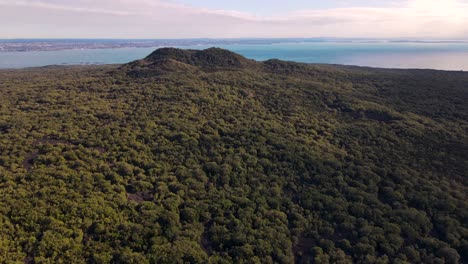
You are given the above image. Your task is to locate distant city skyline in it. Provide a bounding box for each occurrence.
[1,0,467,39]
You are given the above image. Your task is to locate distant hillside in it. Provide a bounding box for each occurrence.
[0,48,467,263]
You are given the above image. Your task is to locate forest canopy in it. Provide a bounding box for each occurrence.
[0,48,467,263]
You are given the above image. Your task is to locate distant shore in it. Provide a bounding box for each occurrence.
[1,38,468,52]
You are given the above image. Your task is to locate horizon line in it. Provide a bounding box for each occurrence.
[1,37,468,41]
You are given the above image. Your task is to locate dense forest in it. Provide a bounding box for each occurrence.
[0,48,467,263]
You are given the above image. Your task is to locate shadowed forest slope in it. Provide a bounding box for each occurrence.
[0,48,467,263]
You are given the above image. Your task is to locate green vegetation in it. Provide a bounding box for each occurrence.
[0,48,467,263]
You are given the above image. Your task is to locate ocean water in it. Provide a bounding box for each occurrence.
[1,42,468,71]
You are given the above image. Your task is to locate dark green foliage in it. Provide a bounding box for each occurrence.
[0,49,467,263]
[145,47,257,69]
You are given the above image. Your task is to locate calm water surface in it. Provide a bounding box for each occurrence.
[1,42,468,70]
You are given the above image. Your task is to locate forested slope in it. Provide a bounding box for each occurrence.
[0,48,467,263]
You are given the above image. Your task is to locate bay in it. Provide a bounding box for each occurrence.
[1,42,468,71]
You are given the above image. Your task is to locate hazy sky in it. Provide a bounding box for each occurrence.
[1,0,467,39]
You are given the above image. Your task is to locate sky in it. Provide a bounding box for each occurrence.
[1,0,468,39]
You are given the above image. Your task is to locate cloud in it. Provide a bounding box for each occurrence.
[0,0,136,15]
[0,0,467,38]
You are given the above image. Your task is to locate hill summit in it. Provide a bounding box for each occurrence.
[146,47,255,68]
[124,47,258,75]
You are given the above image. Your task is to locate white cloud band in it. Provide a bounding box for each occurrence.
[0,0,467,38]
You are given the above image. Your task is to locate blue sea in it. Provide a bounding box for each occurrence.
[1,42,468,71]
